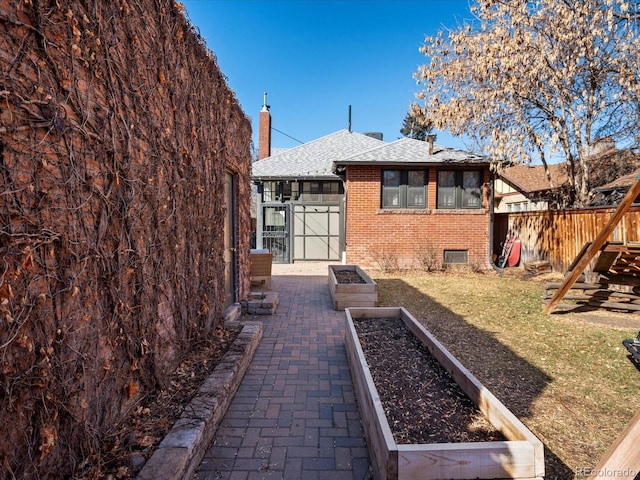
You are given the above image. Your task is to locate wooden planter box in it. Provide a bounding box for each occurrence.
[328,264,378,311]
[345,307,545,480]
[250,249,273,290]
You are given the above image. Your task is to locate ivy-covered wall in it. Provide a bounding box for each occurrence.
[0,0,252,477]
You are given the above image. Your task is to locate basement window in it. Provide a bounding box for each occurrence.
[443,250,468,264]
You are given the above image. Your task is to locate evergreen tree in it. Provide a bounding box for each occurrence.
[400,111,435,141]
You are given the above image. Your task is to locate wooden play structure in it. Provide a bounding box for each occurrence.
[623,331,640,365]
[544,176,640,314]
[544,241,640,312]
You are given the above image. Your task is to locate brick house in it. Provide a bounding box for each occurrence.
[252,103,494,268]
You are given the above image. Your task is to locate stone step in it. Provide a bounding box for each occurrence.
[241,291,279,315]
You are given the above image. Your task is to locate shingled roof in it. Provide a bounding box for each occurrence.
[587,148,640,190]
[588,167,640,206]
[252,131,489,181]
[596,168,640,190]
[333,136,489,167]
[251,130,384,181]
[499,163,568,194]
[500,148,640,196]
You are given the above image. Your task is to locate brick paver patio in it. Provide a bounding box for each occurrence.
[195,262,372,480]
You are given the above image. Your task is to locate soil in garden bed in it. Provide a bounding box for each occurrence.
[353,316,505,444]
[334,270,366,284]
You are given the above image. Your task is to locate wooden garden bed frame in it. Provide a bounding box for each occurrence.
[328,264,378,311]
[345,307,545,480]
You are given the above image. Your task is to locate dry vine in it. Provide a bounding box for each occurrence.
[0,1,252,477]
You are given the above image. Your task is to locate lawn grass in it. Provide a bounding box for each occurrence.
[370,269,640,480]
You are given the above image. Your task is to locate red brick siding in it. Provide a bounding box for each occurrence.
[345,165,491,268]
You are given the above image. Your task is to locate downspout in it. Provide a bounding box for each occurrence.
[341,176,347,264]
[489,170,502,274]
[256,182,264,250]
[333,162,348,265]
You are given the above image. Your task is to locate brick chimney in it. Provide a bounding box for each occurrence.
[258,92,271,160]
[427,134,436,155]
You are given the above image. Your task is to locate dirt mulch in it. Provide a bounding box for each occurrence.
[334,270,366,284]
[352,315,504,444]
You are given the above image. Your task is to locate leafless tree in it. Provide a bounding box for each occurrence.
[414,0,640,206]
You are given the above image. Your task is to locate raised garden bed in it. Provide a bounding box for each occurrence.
[345,306,545,480]
[328,264,377,311]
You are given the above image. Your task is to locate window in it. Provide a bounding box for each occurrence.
[381,170,427,209]
[437,170,483,209]
[261,181,299,202]
[508,201,528,212]
[305,181,321,202]
[262,181,278,202]
[444,250,468,264]
[298,181,342,203]
[261,181,342,203]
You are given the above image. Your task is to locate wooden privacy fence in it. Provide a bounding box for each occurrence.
[494,207,640,273]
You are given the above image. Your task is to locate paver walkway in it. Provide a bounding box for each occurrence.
[195,262,372,480]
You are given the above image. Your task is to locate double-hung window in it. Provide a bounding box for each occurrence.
[381,170,427,209]
[437,170,483,209]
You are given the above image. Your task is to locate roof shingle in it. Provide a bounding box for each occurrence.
[334,136,489,166]
[251,130,384,180]
[499,163,568,194]
[252,132,489,181]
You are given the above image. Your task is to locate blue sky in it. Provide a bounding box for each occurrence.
[181,0,476,154]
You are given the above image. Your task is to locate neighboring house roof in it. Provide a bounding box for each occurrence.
[499,149,639,196]
[588,167,640,206]
[498,163,568,195]
[333,137,490,168]
[251,129,384,181]
[587,148,640,190]
[595,168,640,191]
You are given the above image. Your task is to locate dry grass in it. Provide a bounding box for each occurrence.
[370,268,640,480]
